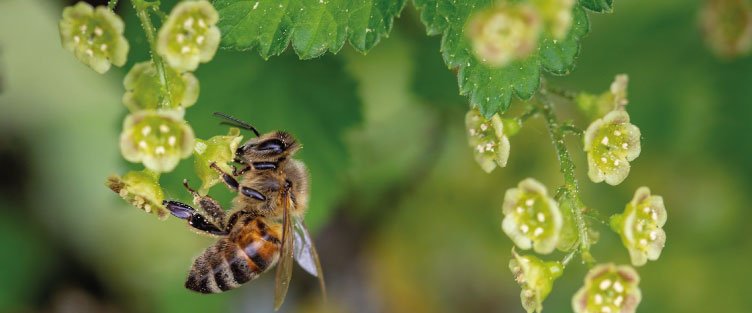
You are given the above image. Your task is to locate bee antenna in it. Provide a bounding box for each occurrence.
[213,112,260,137]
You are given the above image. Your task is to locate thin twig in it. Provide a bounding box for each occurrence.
[132,0,172,109]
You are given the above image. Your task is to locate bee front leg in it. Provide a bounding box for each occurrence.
[163,200,228,236]
[210,163,267,202]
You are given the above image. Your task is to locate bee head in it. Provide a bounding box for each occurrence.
[236,131,300,164]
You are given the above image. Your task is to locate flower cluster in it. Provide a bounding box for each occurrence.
[573,264,642,313]
[465,108,510,172]
[611,187,667,266]
[466,0,574,67]
[157,0,221,71]
[509,250,563,313]
[106,169,168,220]
[59,2,129,73]
[193,128,244,195]
[583,110,641,185]
[502,178,563,254]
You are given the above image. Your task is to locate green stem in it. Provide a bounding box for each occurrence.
[108,0,119,10]
[537,92,594,266]
[132,0,172,109]
[561,248,578,266]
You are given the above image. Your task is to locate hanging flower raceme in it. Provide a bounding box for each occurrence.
[583,110,641,186]
[509,250,563,313]
[157,0,220,71]
[59,2,129,74]
[502,178,563,254]
[123,61,199,112]
[193,128,244,195]
[465,108,511,173]
[466,3,542,67]
[572,264,642,313]
[532,0,575,39]
[611,187,667,266]
[106,169,168,220]
[120,110,195,173]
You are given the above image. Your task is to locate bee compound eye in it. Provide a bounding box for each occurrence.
[257,139,285,153]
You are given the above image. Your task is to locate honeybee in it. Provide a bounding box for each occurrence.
[163,112,325,310]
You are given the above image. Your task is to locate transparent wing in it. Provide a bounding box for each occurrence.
[273,196,294,311]
[293,216,327,299]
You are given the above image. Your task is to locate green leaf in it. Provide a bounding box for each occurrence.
[413,0,590,117]
[579,0,613,13]
[214,0,407,59]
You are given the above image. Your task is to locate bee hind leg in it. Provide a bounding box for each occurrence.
[183,179,226,228]
[163,200,228,236]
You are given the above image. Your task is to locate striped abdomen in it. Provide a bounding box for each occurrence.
[185,217,282,293]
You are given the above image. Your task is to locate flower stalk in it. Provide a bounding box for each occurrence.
[132,0,172,109]
[537,91,594,265]
[108,0,119,10]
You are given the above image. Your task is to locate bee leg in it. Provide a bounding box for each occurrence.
[232,165,251,176]
[210,162,240,191]
[183,179,226,228]
[163,200,228,236]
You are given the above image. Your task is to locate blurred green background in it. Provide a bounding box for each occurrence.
[1,0,751,312]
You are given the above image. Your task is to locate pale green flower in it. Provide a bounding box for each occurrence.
[123,61,200,112]
[466,3,542,67]
[611,187,667,266]
[466,108,510,173]
[502,178,562,254]
[120,110,195,173]
[532,0,575,39]
[573,264,642,313]
[59,2,129,73]
[194,128,244,195]
[157,0,220,71]
[509,250,563,313]
[106,169,167,220]
[583,110,641,185]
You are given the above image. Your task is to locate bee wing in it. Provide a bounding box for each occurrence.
[273,195,294,311]
[293,216,327,299]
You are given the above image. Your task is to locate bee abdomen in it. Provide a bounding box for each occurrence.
[185,240,260,293]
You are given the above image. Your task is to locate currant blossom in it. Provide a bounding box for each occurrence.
[120,110,195,173]
[106,169,168,220]
[509,250,563,313]
[59,2,129,73]
[573,264,642,313]
[611,187,667,266]
[123,61,199,112]
[583,110,641,185]
[466,108,510,173]
[194,128,244,195]
[467,3,542,67]
[532,0,575,39]
[157,0,220,71]
[502,178,562,254]
[700,0,752,58]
